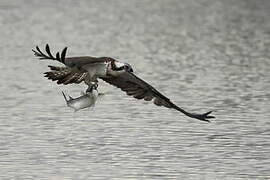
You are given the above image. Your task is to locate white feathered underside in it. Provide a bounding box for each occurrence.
[82,62,109,79]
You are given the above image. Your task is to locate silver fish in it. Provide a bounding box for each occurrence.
[62,85,99,112]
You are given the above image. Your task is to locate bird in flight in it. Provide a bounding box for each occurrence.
[33,44,215,122]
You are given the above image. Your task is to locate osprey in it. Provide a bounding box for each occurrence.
[33,44,215,122]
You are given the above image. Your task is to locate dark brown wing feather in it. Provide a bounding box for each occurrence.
[44,65,88,85]
[101,72,215,122]
[101,72,171,107]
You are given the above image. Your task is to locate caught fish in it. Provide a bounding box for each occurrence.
[62,84,99,111]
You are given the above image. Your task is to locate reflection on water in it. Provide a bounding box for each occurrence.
[0,0,270,179]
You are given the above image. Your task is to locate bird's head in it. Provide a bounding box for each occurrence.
[122,63,133,73]
[111,61,133,73]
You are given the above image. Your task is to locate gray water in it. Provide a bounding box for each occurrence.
[0,0,270,179]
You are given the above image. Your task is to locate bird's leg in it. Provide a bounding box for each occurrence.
[84,75,98,93]
[86,83,94,93]
[86,81,98,93]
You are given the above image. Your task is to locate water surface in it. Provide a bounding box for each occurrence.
[0,0,270,179]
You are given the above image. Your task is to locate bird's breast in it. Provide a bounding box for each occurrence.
[82,62,109,78]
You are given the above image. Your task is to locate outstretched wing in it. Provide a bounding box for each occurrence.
[44,65,89,85]
[33,44,112,68]
[33,44,112,85]
[101,72,215,122]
